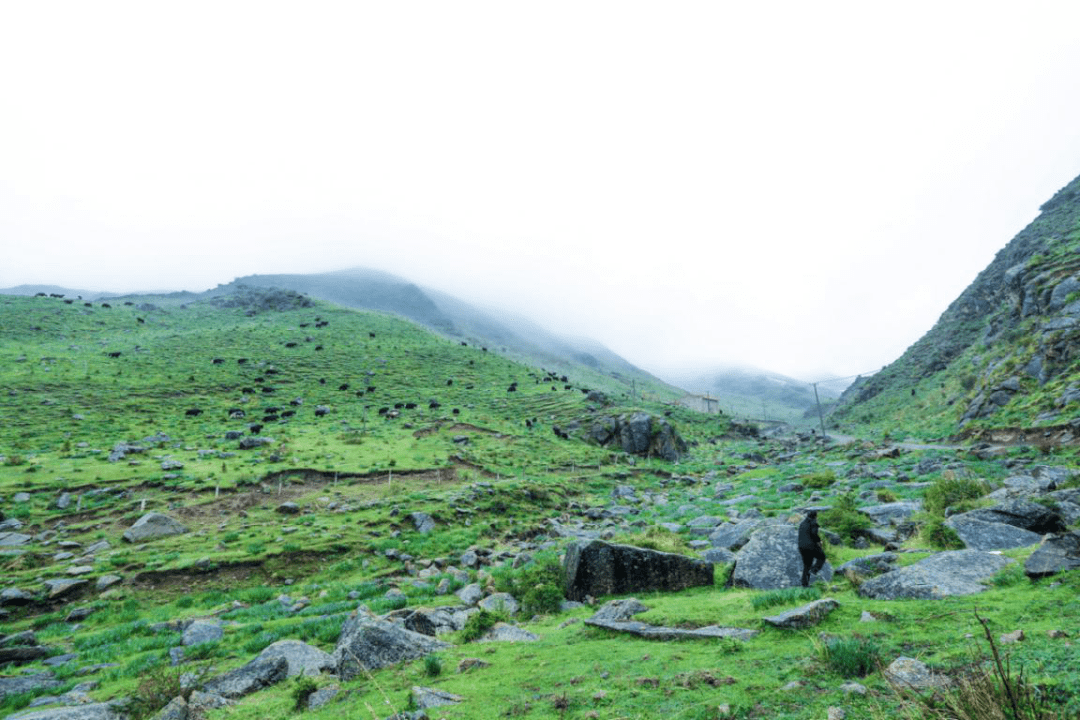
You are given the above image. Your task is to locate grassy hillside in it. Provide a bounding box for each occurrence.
[2,289,1079,720]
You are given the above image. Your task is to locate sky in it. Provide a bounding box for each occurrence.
[3,2,1080,385]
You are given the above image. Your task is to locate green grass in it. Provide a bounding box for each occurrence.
[2,290,1079,719]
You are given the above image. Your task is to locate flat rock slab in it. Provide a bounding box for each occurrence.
[857,550,1013,600]
[944,515,1043,551]
[763,598,840,629]
[584,616,758,641]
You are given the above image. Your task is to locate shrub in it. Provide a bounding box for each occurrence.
[820,492,871,543]
[924,475,990,516]
[492,551,565,616]
[423,654,442,677]
[458,609,507,643]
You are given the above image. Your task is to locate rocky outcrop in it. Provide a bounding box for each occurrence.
[588,412,686,461]
[562,540,714,602]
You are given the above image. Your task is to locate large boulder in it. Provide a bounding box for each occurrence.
[1024,531,1080,578]
[728,525,833,590]
[334,616,451,680]
[944,515,1043,551]
[562,540,714,602]
[122,513,189,543]
[857,550,1013,599]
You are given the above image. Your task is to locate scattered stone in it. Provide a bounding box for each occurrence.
[276,502,300,515]
[884,656,949,689]
[411,686,463,710]
[202,655,288,699]
[0,674,62,701]
[457,657,490,673]
[95,575,123,592]
[44,579,88,600]
[306,683,340,709]
[1000,629,1025,644]
[1,587,36,606]
[255,639,335,677]
[762,598,839,629]
[840,682,867,695]
[827,707,847,720]
[590,598,649,622]
[478,592,518,615]
[122,513,189,543]
[477,623,540,642]
[454,582,484,605]
[182,619,223,646]
[410,512,435,534]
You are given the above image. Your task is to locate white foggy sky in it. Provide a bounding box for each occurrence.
[3,2,1080,382]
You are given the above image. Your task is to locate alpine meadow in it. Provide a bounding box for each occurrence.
[4,173,1080,720]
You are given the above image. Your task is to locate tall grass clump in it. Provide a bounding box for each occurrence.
[821,635,880,678]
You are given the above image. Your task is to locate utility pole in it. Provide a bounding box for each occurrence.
[811,382,827,438]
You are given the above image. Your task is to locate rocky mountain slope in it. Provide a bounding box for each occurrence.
[833,172,1080,443]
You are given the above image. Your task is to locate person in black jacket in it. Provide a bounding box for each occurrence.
[798,510,827,587]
